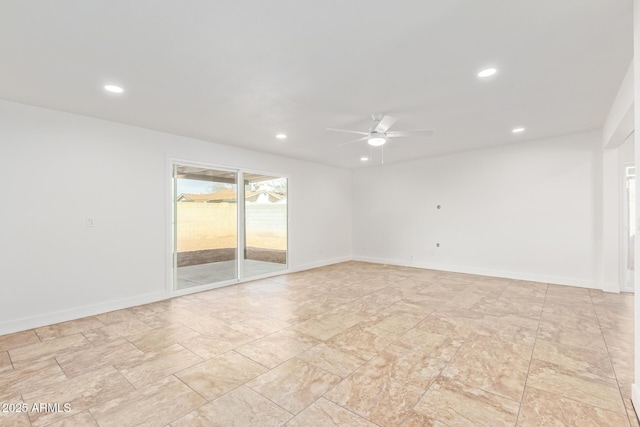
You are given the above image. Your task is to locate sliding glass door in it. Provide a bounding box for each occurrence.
[172,163,288,290]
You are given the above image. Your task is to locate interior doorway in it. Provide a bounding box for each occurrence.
[624,164,636,292]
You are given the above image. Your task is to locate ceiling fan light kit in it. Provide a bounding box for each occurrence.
[367,135,386,146]
[328,114,434,164]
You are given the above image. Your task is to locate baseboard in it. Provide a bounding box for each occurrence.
[632,384,640,422]
[291,255,353,273]
[602,282,622,294]
[352,255,599,289]
[0,291,168,336]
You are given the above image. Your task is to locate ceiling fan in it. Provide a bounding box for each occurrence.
[327,114,435,148]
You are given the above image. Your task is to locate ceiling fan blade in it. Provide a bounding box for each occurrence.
[338,136,369,147]
[386,129,435,138]
[374,115,397,133]
[327,128,370,136]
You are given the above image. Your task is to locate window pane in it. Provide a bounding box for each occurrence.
[243,174,288,277]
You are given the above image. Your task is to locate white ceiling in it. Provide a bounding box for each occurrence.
[0,0,633,169]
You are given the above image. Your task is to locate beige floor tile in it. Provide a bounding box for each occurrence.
[0,359,66,401]
[340,292,402,316]
[532,339,614,378]
[546,284,592,300]
[297,342,366,378]
[598,311,635,331]
[389,299,440,318]
[601,300,631,318]
[414,281,470,299]
[55,338,144,377]
[172,386,293,427]
[539,311,602,334]
[9,334,92,367]
[247,358,341,414]
[178,328,252,360]
[315,308,367,332]
[527,359,626,414]
[590,289,633,305]
[542,296,597,318]
[285,397,376,427]
[22,366,134,426]
[35,317,104,341]
[226,316,291,340]
[603,330,634,351]
[0,397,31,427]
[413,376,520,427]
[537,316,607,351]
[616,368,634,402]
[326,324,397,361]
[115,343,203,388]
[518,386,630,427]
[442,334,531,401]
[0,351,12,374]
[175,351,267,400]
[413,314,477,340]
[473,298,544,320]
[127,325,201,353]
[456,289,503,306]
[1,263,636,426]
[474,315,538,346]
[628,407,640,427]
[0,330,41,353]
[178,313,245,334]
[235,329,318,368]
[360,311,423,336]
[268,300,335,322]
[502,281,548,299]
[89,376,205,426]
[395,327,464,362]
[291,318,344,341]
[324,356,425,426]
[133,312,176,330]
[42,411,99,427]
[400,412,452,427]
[82,319,153,346]
[44,411,99,427]
[374,344,447,389]
[95,308,140,325]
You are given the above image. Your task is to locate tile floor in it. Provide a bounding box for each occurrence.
[0,261,636,426]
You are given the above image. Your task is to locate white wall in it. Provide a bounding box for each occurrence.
[602,147,621,292]
[0,100,352,334]
[604,61,634,149]
[352,130,602,287]
[634,0,640,412]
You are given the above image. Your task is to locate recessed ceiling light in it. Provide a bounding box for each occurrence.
[512,127,526,133]
[276,133,287,140]
[477,68,497,78]
[360,156,369,162]
[104,85,124,94]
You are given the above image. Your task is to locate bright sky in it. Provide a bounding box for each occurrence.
[176,179,219,195]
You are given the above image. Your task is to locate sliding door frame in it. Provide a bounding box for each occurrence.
[166,158,290,297]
